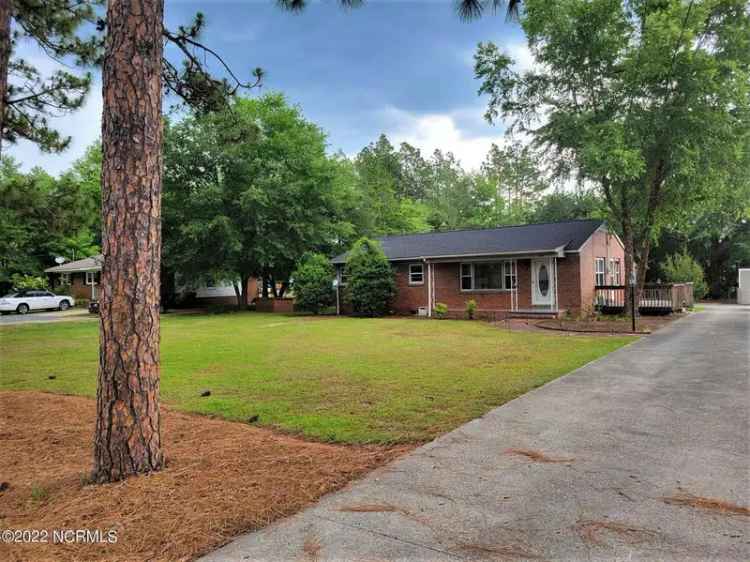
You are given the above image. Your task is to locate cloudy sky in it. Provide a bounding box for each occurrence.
[8,1,531,175]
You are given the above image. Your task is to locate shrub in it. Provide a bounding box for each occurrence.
[465,299,477,319]
[661,252,707,299]
[434,302,448,318]
[345,238,396,317]
[10,273,48,290]
[292,252,335,315]
[54,283,73,296]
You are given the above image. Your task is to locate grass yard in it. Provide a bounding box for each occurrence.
[0,312,634,444]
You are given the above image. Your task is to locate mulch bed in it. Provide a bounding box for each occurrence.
[536,313,684,335]
[0,391,411,562]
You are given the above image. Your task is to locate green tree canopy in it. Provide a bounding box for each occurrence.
[475,0,750,298]
[163,92,352,306]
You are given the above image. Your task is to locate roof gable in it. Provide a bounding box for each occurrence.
[332,220,605,264]
[45,254,103,273]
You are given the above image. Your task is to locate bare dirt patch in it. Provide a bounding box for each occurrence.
[0,391,411,562]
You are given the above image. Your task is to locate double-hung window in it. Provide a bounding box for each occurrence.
[461,261,515,291]
[609,258,621,285]
[85,271,98,285]
[595,258,606,286]
[408,263,424,285]
[461,264,473,290]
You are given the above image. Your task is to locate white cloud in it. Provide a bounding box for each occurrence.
[378,105,506,171]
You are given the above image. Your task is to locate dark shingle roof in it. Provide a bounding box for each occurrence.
[332,220,604,264]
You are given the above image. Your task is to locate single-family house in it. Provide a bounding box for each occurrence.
[45,254,258,306]
[44,254,103,300]
[331,219,625,318]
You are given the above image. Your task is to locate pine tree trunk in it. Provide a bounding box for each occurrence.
[93,0,165,483]
[0,0,12,156]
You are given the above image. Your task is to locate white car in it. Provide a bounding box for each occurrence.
[0,290,75,315]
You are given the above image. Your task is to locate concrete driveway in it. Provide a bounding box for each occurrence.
[202,304,749,562]
[0,308,93,326]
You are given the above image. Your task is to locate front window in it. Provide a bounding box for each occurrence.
[595,258,606,286]
[461,261,516,291]
[85,271,98,285]
[474,263,503,290]
[408,263,424,285]
[60,273,71,285]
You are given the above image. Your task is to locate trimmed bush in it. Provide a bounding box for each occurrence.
[661,252,707,299]
[434,302,448,318]
[292,253,335,314]
[345,238,396,317]
[465,299,477,319]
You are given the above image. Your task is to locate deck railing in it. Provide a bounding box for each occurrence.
[594,283,694,315]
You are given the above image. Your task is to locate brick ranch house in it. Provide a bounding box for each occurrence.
[45,254,258,306]
[332,219,625,318]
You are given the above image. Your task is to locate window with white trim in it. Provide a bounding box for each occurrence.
[460,261,516,291]
[608,258,621,285]
[339,267,349,286]
[60,273,71,285]
[595,258,606,286]
[85,271,98,285]
[408,263,424,285]
[503,261,517,289]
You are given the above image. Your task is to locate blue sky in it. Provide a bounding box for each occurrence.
[9,1,532,174]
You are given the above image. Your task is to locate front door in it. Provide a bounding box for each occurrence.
[531,258,555,307]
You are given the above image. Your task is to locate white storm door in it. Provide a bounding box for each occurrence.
[531,258,554,307]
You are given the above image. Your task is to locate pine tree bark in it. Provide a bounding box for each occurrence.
[0,0,12,156]
[93,0,165,483]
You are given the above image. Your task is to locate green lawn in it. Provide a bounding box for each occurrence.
[0,313,634,443]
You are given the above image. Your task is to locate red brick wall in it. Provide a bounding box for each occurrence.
[433,262,511,312]
[392,262,429,314]
[556,255,582,312]
[577,227,625,314]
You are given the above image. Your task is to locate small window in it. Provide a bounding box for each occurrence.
[339,268,349,286]
[595,258,606,286]
[461,263,473,290]
[408,263,424,285]
[503,261,517,290]
[60,273,71,285]
[85,271,98,285]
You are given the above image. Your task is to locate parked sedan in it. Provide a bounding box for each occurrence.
[0,290,75,315]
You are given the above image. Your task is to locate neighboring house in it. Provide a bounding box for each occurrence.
[44,254,103,300]
[331,219,625,318]
[45,255,258,306]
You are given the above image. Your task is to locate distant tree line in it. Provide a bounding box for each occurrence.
[2,90,747,299]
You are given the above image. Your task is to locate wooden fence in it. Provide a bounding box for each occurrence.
[594,283,694,315]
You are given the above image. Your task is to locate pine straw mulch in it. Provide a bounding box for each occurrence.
[0,391,413,562]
